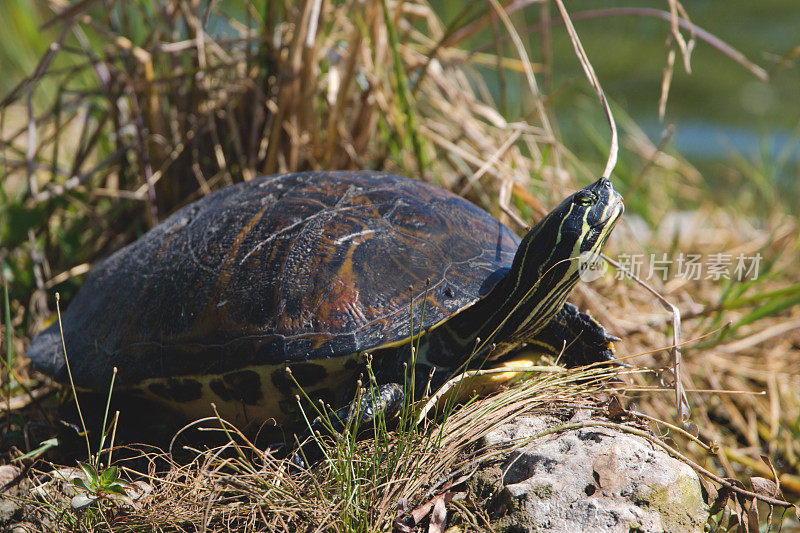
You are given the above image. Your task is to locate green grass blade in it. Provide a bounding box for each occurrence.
[12,437,59,462]
[731,290,800,332]
[3,276,12,383]
[380,0,430,175]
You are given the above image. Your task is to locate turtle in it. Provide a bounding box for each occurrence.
[27,171,623,434]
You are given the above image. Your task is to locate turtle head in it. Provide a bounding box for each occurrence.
[485,178,623,350]
[552,177,624,261]
[511,177,623,281]
[417,178,623,371]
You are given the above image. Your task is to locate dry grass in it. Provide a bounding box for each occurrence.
[1,0,799,531]
[22,365,624,531]
[611,212,800,495]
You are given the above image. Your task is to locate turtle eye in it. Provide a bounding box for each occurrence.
[575,192,596,207]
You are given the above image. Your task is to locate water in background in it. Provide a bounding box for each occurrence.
[433,0,800,201]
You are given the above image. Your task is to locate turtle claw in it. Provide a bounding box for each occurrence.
[530,302,623,366]
[334,382,404,431]
[290,443,311,470]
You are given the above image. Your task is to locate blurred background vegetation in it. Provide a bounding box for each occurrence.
[0,0,798,528]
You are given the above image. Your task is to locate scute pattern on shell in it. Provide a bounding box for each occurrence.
[28,171,520,389]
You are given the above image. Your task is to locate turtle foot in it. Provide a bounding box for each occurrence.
[290,383,404,468]
[532,302,622,367]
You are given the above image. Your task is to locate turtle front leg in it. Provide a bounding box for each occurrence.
[292,383,404,467]
[325,382,405,433]
[528,302,620,366]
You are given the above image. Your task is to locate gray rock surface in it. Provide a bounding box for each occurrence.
[0,465,28,527]
[470,412,709,532]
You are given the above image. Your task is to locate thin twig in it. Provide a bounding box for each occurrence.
[603,254,690,422]
[552,0,617,178]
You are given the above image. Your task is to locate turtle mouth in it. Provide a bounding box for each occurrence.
[593,197,624,228]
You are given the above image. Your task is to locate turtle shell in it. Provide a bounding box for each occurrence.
[29,171,520,393]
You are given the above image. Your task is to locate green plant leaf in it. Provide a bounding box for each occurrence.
[78,462,98,485]
[11,437,59,462]
[71,477,91,492]
[114,478,134,489]
[99,465,118,486]
[0,203,48,248]
[104,483,130,496]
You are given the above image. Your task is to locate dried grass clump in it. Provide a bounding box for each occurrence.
[0,0,572,228]
[24,366,622,531]
[608,211,800,499]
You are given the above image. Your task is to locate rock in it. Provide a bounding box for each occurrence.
[29,467,82,500]
[0,465,27,526]
[470,413,709,532]
[7,524,35,533]
[0,465,20,487]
